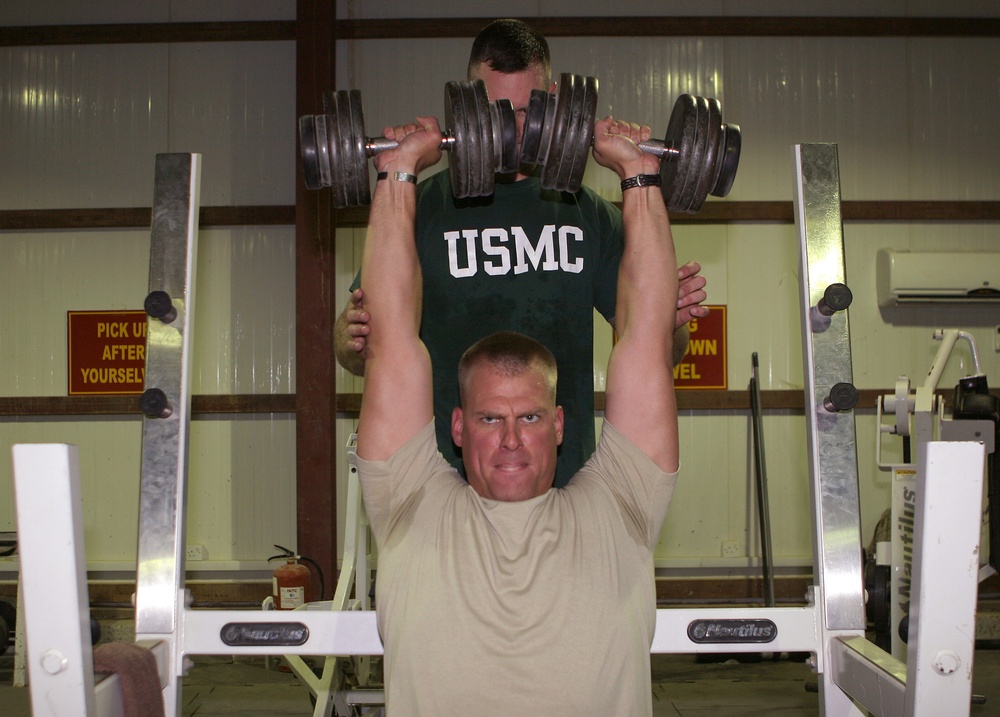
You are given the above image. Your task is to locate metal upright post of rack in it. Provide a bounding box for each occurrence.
[133,153,202,716]
[792,143,867,715]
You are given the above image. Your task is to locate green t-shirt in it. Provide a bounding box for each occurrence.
[356,170,623,487]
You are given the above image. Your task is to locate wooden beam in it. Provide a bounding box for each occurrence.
[3,17,998,47]
[5,388,996,417]
[294,0,338,601]
[0,206,293,230]
[333,16,1000,39]
[0,394,296,416]
[7,201,997,231]
[0,21,295,46]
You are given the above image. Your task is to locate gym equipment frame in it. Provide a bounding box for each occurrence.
[11,145,989,716]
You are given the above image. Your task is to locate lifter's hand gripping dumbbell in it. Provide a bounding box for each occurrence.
[520,73,742,213]
[299,79,518,208]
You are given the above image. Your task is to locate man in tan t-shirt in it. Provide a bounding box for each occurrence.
[353,94,680,716]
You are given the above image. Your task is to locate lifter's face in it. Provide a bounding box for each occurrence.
[469,62,552,179]
[452,363,563,502]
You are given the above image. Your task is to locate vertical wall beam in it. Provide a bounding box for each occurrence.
[295,0,338,588]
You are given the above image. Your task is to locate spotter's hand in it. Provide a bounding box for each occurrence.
[342,288,369,356]
[676,261,710,327]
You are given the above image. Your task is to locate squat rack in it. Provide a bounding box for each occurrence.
[12,145,989,716]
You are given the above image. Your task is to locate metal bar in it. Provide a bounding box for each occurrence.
[832,636,907,717]
[793,144,865,633]
[793,144,867,717]
[133,153,201,717]
[905,441,984,715]
[651,606,818,654]
[12,444,97,716]
[178,607,383,656]
[182,606,824,658]
[749,352,776,607]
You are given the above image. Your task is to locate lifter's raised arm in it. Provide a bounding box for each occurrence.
[594,117,679,473]
[355,117,443,461]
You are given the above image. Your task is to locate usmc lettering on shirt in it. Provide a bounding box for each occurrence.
[444,225,584,277]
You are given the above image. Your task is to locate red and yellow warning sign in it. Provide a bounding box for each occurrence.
[675,305,727,390]
[67,310,148,395]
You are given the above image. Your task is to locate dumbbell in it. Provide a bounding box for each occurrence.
[520,73,742,213]
[299,79,518,208]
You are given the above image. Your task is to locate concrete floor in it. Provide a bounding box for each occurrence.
[2,648,999,716]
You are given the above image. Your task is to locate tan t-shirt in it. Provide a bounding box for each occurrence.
[356,420,677,717]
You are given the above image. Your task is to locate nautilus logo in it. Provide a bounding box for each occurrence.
[687,619,777,644]
[220,622,310,647]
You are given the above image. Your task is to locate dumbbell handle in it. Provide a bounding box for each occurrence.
[637,139,681,161]
[365,134,458,157]
[368,121,679,162]
[582,135,680,161]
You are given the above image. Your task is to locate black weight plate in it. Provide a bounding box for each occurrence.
[541,73,579,192]
[711,122,741,197]
[660,94,698,211]
[299,115,322,190]
[535,91,558,167]
[676,96,709,213]
[471,79,495,196]
[322,90,336,114]
[317,92,337,194]
[493,99,518,174]
[461,82,483,198]
[314,114,332,190]
[520,89,548,166]
[325,96,348,208]
[687,98,723,214]
[551,74,582,192]
[333,90,360,207]
[445,81,471,198]
[463,80,484,198]
[344,90,370,206]
[327,92,350,208]
[564,75,598,194]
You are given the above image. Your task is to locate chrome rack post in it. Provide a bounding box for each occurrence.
[133,153,202,716]
[792,143,867,715]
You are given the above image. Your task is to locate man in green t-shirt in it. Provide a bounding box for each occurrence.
[335,19,708,486]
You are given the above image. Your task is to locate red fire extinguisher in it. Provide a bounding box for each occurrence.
[268,545,321,609]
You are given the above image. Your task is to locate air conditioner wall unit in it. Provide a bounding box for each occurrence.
[875,249,1000,307]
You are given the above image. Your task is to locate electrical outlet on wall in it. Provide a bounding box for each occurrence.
[994,325,1000,352]
[186,544,208,561]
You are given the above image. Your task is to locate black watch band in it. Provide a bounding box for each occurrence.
[620,173,662,192]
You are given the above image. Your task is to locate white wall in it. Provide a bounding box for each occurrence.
[2,1,998,579]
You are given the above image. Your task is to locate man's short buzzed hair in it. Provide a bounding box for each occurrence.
[458,331,558,405]
[467,18,552,84]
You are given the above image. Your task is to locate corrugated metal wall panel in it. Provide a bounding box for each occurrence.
[167,42,296,206]
[2,8,998,571]
[0,44,169,208]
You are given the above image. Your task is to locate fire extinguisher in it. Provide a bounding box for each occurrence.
[268,544,323,610]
